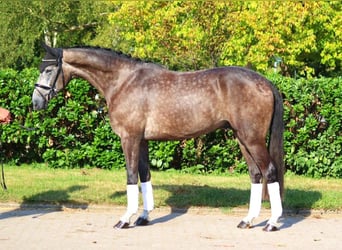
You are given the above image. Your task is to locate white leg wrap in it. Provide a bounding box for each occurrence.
[120,184,139,223]
[243,183,262,224]
[141,181,154,212]
[267,182,283,225]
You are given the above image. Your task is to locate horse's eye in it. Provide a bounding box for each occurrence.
[45,69,52,74]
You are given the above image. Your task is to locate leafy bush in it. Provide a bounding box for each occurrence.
[0,68,341,178]
[269,74,341,178]
[0,69,125,168]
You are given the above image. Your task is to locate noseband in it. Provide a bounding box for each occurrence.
[34,49,65,102]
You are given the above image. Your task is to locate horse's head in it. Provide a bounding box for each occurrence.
[32,44,66,110]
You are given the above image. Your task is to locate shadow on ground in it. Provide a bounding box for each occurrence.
[111,184,322,230]
[0,185,88,220]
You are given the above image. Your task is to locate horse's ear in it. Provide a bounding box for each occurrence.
[42,43,59,58]
[42,43,49,51]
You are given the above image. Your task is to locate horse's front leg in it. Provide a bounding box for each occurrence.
[134,139,154,226]
[114,137,141,229]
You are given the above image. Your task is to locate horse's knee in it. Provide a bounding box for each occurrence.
[126,168,139,185]
[138,139,150,183]
[265,162,278,183]
[138,164,151,183]
[249,166,262,183]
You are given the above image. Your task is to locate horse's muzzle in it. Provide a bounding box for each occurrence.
[32,91,47,110]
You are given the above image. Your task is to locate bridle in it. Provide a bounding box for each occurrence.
[34,49,65,102]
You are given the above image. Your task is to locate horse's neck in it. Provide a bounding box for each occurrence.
[63,49,133,97]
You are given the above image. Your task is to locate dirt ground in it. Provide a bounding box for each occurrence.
[0,204,341,250]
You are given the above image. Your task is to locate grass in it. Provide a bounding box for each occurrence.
[0,164,341,212]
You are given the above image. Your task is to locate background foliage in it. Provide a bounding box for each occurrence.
[0,69,341,178]
[1,1,341,76]
[0,0,114,70]
[99,1,341,76]
[0,1,341,178]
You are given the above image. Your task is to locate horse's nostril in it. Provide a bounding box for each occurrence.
[32,96,38,109]
[32,100,37,110]
[32,96,45,110]
[32,102,39,110]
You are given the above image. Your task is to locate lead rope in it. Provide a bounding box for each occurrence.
[0,142,7,190]
[1,160,6,190]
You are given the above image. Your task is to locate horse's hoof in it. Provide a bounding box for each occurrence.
[237,220,252,229]
[134,217,150,226]
[114,220,130,229]
[262,223,278,232]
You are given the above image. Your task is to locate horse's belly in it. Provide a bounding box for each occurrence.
[144,116,226,140]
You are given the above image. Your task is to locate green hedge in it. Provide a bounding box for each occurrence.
[270,75,342,178]
[0,69,341,178]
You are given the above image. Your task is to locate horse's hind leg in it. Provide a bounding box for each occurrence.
[237,138,283,231]
[135,139,154,226]
[236,140,263,229]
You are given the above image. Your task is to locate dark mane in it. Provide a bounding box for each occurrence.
[69,46,160,66]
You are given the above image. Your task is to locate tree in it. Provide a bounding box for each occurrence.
[94,1,237,70]
[1,0,340,75]
[0,0,113,69]
[220,1,342,76]
[94,1,341,76]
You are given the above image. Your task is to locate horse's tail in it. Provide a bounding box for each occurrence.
[263,83,285,200]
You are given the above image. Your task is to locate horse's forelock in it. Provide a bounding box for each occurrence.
[39,47,62,72]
